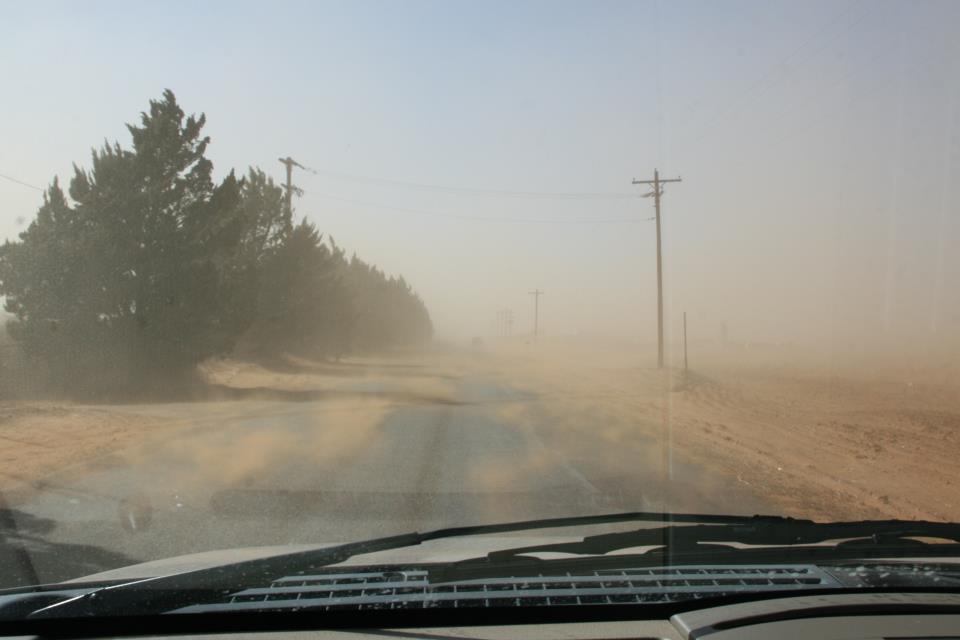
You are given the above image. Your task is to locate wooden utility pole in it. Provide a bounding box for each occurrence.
[278,156,307,224]
[529,290,543,337]
[496,309,512,337]
[632,169,682,369]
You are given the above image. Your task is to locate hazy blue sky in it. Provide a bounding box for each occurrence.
[1,0,958,355]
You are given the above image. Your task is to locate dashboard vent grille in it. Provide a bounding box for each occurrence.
[175,564,841,613]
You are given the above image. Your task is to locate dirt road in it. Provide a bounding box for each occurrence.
[0,354,768,587]
[2,341,958,587]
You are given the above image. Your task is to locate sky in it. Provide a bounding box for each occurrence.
[1,0,958,358]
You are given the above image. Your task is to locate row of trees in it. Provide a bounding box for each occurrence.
[0,91,432,396]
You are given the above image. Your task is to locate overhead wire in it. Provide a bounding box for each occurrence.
[292,160,652,224]
[3,168,651,225]
[309,192,649,224]
[0,172,43,191]
[296,165,639,201]
[285,4,880,226]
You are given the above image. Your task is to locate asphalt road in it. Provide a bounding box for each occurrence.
[0,376,772,588]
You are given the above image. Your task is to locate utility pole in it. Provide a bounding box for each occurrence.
[632,169,682,369]
[529,290,543,337]
[278,156,307,224]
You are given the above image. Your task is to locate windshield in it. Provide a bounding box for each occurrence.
[0,0,958,620]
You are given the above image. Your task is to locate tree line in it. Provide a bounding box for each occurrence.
[0,90,432,397]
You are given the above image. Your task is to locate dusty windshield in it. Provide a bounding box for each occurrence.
[0,0,958,593]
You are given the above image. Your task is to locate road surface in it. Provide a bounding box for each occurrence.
[0,376,772,587]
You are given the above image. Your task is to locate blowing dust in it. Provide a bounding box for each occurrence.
[486,336,960,522]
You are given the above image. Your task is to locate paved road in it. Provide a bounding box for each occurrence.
[0,376,772,587]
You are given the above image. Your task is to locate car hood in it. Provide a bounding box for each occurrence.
[68,535,583,583]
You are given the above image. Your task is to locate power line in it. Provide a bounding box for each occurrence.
[310,192,648,224]
[302,167,639,200]
[0,172,42,191]
[299,4,871,205]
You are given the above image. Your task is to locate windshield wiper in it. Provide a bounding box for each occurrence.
[430,518,960,583]
[24,510,783,618]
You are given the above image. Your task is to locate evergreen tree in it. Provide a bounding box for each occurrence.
[0,90,434,397]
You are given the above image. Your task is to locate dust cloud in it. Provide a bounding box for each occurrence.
[479,337,960,521]
[122,398,395,489]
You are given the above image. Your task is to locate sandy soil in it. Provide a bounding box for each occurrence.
[0,403,174,499]
[0,351,465,500]
[488,339,960,522]
[198,353,463,404]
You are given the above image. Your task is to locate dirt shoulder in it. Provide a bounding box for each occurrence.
[198,352,463,404]
[666,369,960,521]
[0,350,465,502]
[0,403,175,499]
[491,340,960,522]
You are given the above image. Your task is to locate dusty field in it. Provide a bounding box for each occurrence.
[489,339,960,522]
